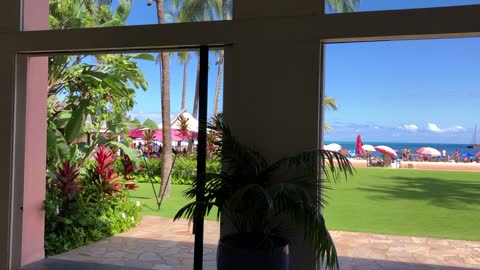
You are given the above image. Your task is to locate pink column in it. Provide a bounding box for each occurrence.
[21,57,49,266]
[21,0,49,266]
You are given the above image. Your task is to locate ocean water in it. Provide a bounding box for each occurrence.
[324,141,477,158]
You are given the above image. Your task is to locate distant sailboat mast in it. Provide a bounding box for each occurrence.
[467,124,480,149]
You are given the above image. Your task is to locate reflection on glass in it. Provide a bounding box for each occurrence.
[25,0,233,31]
[326,0,480,13]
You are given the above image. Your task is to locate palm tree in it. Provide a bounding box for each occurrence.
[175,117,354,269]
[177,51,190,110]
[324,96,337,131]
[173,0,221,119]
[148,0,173,198]
[211,0,230,116]
[212,50,223,116]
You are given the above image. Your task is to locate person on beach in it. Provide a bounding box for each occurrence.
[442,149,446,157]
[454,150,460,163]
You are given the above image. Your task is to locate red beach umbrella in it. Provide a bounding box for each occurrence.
[355,134,364,155]
[374,145,397,157]
[415,147,441,157]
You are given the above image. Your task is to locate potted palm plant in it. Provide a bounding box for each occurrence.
[175,117,353,270]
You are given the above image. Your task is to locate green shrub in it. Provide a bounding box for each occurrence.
[170,155,221,185]
[124,154,221,186]
[142,158,162,176]
[44,181,141,255]
[44,147,142,256]
[136,174,161,183]
[171,156,197,185]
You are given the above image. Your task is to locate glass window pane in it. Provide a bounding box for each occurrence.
[23,0,233,31]
[326,0,480,14]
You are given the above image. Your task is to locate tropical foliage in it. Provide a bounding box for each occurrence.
[174,117,354,269]
[114,155,221,185]
[324,96,338,131]
[49,0,132,30]
[45,146,141,256]
[327,0,361,12]
[45,0,148,255]
[47,0,154,168]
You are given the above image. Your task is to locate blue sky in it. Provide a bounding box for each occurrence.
[324,38,480,144]
[326,0,480,13]
[128,51,224,123]
[106,0,480,144]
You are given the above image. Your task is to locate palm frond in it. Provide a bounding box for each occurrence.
[268,149,354,183]
[324,97,337,111]
[174,116,354,269]
[298,203,339,270]
[173,201,197,221]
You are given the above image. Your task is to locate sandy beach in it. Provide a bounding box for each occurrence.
[349,159,480,172]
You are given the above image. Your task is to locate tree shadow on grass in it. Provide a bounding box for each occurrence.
[357,176,480,209]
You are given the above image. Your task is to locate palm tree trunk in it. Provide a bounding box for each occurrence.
[212,51,223,115]
[222,0,228,19]
[155,0,172,198]
[188,61,200,153]
[192,57,200,119]
[181,59,188,110]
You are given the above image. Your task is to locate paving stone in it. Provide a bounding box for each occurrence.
[138,252,161,262]
[152,264,173,270]
[49,215,480,270]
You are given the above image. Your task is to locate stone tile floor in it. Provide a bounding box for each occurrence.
[48,216,480,270]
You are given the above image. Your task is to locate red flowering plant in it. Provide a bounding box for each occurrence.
[48,160,84,211]
[89,145,123,197]
[121,154,139,190]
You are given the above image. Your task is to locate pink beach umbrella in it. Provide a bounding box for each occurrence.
[374,145,397,157]
[355,134,364,156]
[415,147,441,157]
[476,152,480,158]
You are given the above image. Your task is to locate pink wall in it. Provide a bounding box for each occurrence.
[21,0,49,266]
[23,0,49,31]
[21,57,49,266]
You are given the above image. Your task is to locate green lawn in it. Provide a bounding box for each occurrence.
[128,183,219,220]
[324,168,480,241]
[129,168,480,241]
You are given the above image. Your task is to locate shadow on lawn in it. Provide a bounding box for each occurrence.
[358,176,480,209]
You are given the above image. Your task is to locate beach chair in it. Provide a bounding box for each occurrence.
[340,149,349,156]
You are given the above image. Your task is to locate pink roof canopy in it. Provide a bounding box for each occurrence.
[127,128,198,142]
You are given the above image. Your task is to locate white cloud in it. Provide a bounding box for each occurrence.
[399,124,419,132]
[427,123,465,133]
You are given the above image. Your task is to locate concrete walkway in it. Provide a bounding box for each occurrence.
[51,216,480,270]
